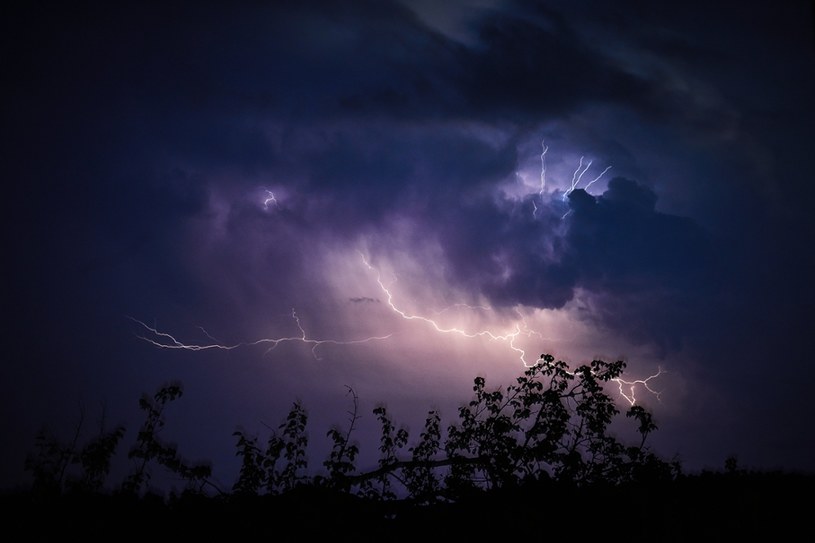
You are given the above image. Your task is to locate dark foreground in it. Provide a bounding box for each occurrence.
[3,470,812,541]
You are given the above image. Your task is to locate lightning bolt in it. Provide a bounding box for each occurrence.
[556,151,613,219]
[360,253,664,405]
[567,155,590,196]
[263,190,278,210]
[130,253,665,406]
[529,141,612,219]
[540,139,548,195]
[534,143,659,404]
[134,139,655,406]
[359,252,544,367]
[582,165,612,192]
[611,367,666,405]
[562,156,613,198]
[127,309,392,361]
[197,326,222,343]
[533,139,549,218]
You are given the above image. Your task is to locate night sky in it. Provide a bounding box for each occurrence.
[3,0,815,493]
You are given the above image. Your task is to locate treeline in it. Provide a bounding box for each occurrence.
[20,355,678,501]
[7,354,813,540]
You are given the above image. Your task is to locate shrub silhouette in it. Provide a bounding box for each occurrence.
[334,354,676,501]
[18,355,814,540]
[224,354,678,503]
[232,399,309,495]
[24,354,676,501]
[24,404,125,496]
[121,382,214,496]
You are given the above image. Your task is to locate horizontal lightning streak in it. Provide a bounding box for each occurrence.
[127,310,392,361]
[129,251,665,406]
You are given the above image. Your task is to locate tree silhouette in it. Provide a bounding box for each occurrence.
[121,382,213,496]
[24,403,125,497]
[17,354,814,541]
[232,399,309,495]
[329,354,677,501]
[23,354,675,501]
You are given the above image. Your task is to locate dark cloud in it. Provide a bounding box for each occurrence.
[2,0,659,127]
[562,178,720,351]
[427,176,720,353]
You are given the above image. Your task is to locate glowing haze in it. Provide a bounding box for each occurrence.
[3,0,815,492]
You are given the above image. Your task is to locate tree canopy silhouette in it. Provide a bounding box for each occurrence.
[17,355,814,541]
[233,354,677,503]
[23,353,677,501]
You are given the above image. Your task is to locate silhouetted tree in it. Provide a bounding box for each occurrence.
[356,405,409,500]
[24,403,125,496]
[321,387,362,492]
[231,399,310,496]
[335,354,678,501]
[231,428,265,496]
[121,383,213,496]
[19,356,815,540]
[23,354,676,505]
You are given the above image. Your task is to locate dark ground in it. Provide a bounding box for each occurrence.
[2,470,812,541]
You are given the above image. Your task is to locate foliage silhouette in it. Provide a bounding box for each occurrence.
[24,403,125,496]
[17,354,814,540]
[232,398,310,495]
[24,354,679,501]
[334,354,679,501]
[120,382,213,496]
[321,386,363,491]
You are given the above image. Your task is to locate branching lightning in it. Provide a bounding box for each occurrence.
[197,326,222,343]
[528,140,612,219]
[130,251,665,405]
[132,143,660,406]
[565,155,591,198]
[563,156,611,198]
[359,251,664,404]
[360,252,549,368]
[612,367,666,405]
[522,142,660,402]
[128,309,392,361]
